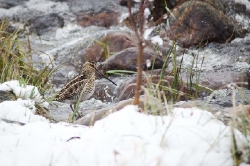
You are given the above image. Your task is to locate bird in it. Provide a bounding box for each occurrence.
[54,61,117,114]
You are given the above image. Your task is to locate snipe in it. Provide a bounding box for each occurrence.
[54,61,116,112]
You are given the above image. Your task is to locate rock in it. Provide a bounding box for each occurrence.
[0,90,16,103]
[223,104,250,116]
[92,78,118,103]
[220,0,249,15]
[76,9,119,28]
[208,88,250,108]
[51,0,67,2]
[150,0,225,22]
[175,88,250,127]
[167,1,244,48]
[230,2,247,15]
[199,70,250,90]
[194,0,225,12]
[75,95,164,126]
[91,70,183,103]
[0,0,27,9]
[152,0,178,21]
[75,99,136,126]
[100,47,164,73]
[90,75,131,103]
[85,32,137,62]
[66,0,123,15]
[118,74,191,101]
[119,0,135,7]
[27,13,64,35]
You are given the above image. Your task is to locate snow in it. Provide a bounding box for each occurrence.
[150,35,163,45]
[0,80,49,108]
[0,80,249,166]
[144,8,151,19]
[0,99,47,123]
[144,28,164,46]
[144,27,155,40]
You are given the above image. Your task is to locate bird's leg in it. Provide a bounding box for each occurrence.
[70,104,81,118]
[70,104,74,112]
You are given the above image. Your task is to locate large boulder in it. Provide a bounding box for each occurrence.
[100,47,164,73]
[166,1,245,48]
[85,32,137,62]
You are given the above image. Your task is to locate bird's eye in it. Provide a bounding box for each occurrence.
[90,61,96,68]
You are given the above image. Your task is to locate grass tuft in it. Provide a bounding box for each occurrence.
[0,19,56,120]
[0,19,52,95]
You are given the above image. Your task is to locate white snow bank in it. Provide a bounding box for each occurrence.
[0,105,249,166]
[0,99,47,123]
[0,80,49,108]
[0,80,49,123]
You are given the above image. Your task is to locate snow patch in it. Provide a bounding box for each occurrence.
[144,27,155,40]
[0,103,249,166]
[0,81,42,102]
[151,35,163,45]
[0,80,49,108]
[0,99,47,123]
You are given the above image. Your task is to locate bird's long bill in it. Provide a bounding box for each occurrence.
[95,68,117,86]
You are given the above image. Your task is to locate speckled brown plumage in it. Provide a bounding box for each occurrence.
[54,61,96,108]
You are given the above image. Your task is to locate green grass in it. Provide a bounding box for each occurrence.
[0,19,55,115]
[106,70,137,76]
[159,41,210,102]
[0,20,52,92]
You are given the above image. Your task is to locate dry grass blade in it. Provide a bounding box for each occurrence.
[0,19,54,101]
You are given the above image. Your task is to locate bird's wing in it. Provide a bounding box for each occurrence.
[54,73,88,101]
[62,73,87,90]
